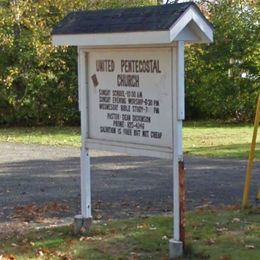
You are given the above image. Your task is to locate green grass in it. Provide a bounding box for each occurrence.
[0,127,80,147]
[0,208,259,259]
[0,121,259,158]
[183,121,259,159]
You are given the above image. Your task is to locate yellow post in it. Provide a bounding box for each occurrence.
[242,95,260,208]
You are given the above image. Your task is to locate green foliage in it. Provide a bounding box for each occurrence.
[1,0,259,125]
[185,0,260,121]
[0,0,155,126]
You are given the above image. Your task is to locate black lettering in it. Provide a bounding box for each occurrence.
[99,104,118,111]
[120,60,161,73]
[154,100,160,106]
[128,98,143,105]
[137,91,142,98]
[99,97,111,103]
[113,120,125,127]
[142,131,149,137]
[121,105,130,112]
[117,74,139,88]
[151,131,162,139]
[134,130,141,136]
[126,91,136,98]
[132,115,151,123]
[127,122,145,129]
[99,89,110,96]
[112,90,125,97]
[96,60,115,72]
[132,106,144,113]
[154,107,160,114]
[123,128,132,136]
[112,97,126,104]
[100,126,116,134]
[122,114,131,121]
[107,113,120,120]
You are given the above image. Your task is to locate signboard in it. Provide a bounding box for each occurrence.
[86,48,175,158]
[52,4,214,257]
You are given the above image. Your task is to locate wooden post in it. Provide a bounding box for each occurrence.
[242,95,260,208]
[179,161,185,245]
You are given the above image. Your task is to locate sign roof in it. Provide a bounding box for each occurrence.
[52,2,212,35]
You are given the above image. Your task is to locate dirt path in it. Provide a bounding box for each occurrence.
[0,142,259,225]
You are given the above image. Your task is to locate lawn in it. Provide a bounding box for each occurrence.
[183,121,259,159]
[0,127,80,147]
[0,207,259,259]
[0,121,259,159]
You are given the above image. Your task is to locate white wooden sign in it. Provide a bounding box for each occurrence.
[86,48,175,158]
[52,3,213,257]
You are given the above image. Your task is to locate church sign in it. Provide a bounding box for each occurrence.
[87,48,173,158]
[52,2,213,258]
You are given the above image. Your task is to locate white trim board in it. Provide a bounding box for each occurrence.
[86,139,173,159]
[170,5,213,43]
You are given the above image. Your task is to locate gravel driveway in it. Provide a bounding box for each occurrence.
[0,142,259,223]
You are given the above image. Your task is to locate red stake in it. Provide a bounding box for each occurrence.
[179,160,185,246]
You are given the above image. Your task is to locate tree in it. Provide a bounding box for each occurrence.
[185,0,260,121]
[0,0,155,125]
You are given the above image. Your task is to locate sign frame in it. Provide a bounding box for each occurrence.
[77,42,184,242]
[81,47,179,160]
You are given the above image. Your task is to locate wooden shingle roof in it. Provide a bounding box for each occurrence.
[52,2,213,46]
[52,2,212,35]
